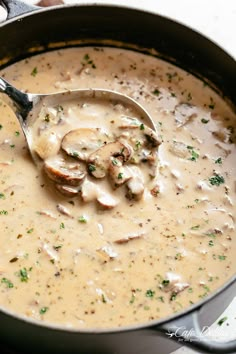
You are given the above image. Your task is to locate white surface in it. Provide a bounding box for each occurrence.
[0,0,236,353]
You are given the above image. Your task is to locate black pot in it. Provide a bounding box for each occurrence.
[0,1,236,353]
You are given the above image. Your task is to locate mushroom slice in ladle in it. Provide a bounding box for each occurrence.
[118,116,162,148]
[80,178,119,208]
[97,193,119,209]
[87,141,132,179]
[55,184,80,197]
[61,128,110,161]
[44,156,86,186]
[108,157,132,188]
[126,166,145,200]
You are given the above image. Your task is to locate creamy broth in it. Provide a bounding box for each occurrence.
[0,47,236,329]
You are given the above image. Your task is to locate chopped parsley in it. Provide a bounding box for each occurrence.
[170,292,177,301]
[215,157,222,164]
[217,316,228,326]
[187,146,199,161]
[145,289,155,298]
[209,174,225,186]
[0,210,8,215]
[191,225,200,230]
[0,193,5,199]
[78,215,87,223]
[1,277,14,288]
[162,279,170,287]
[27,228,34,234]
[88,164,96,172]
[15,131,20,136]
[53,245,63,250]
[81,54,96,69]
[201,118,209,124]
[59,222,65,229]
[140,123,145,130]
[208,240,214,247]
[117,173,123,179]
[129,293,135,304]
[19,268,29,282]
[101,294,107,303]
[39,307,49,315]
[218,255,226,261]
[0,124,2,129]
[31,67,38,77]
[72,151,79,158]
[135,140,142,150]
[56,105,63,113]
[112,158,119,166]
[44,114,50,122]
[152,89,160,96]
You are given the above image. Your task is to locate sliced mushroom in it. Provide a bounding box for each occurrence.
[125,166,145,200]
[118,116,141,129]
[80,178,100,202]
[169,141,189,158]
[96,246,118,261]
[114,231,145,244]
[212,128,230,143]
[80,178,119,208]
[37,210,57,219]
[44,156,86,186]
[55,184,80,197]
[174,102,198,126]
[118,116,162,148]
[61,128,109,161]
[87,141,132,179]
[34,131,61,160]
[108,157,132,188]
[143,126,162,148]
[56,203,73,218]
[160,272,189,295]
[97,193,119,209]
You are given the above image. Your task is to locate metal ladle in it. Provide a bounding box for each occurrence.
[0,76,156,160]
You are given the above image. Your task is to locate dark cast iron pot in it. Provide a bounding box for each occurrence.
[0,1,236,353]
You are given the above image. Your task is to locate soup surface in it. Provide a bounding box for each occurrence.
[0,47,236,329]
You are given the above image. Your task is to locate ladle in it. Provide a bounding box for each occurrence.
[0,77,156,159]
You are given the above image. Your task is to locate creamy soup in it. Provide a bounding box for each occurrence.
[0,47,235,329]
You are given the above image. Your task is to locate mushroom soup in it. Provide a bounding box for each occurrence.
[0,47,235,329]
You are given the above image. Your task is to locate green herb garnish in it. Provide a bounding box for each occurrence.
[78,215,87,223]
[201,118,209,124]
[31,67,38,77]
[19,268,29,282]
[88,164,96,172]
[215,157,222,164]
[162,279,170,287]
[145,289,155,298]
[0,210,8,215]
[209,174,225,186]
[217,316,228,326]
[218,255,226,261]
[1,278,14,288]
[39,307,49,315]
[140,123,145,130]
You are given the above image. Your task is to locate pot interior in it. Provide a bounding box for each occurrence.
[0,4,236,108]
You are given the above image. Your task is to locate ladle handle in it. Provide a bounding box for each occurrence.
[0,77,32,120]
